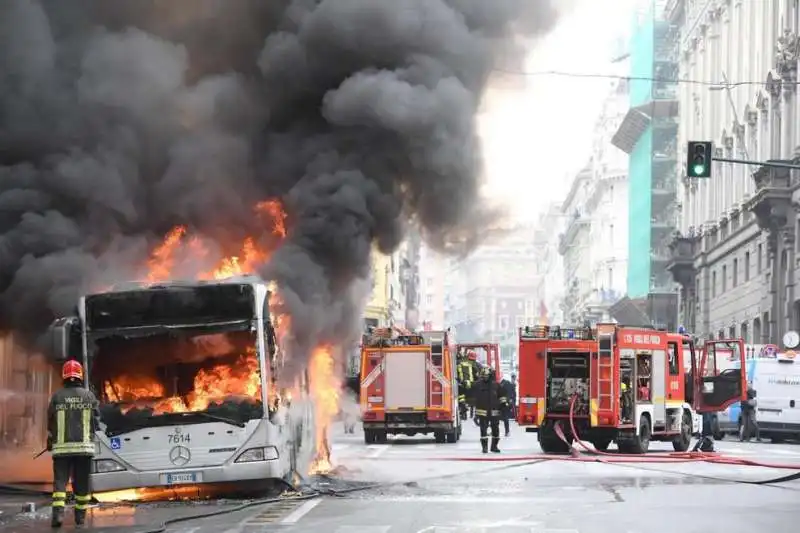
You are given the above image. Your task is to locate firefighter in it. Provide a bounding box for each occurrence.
[740,382,760,442]
[498,374,516,436]
[467,352,482,419]
[48,360,102,528]
[457,352,475,420]
[473,366,507,453]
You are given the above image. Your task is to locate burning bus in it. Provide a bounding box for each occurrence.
[46,276,315,495]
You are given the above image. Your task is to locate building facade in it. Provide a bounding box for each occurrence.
[560,79,631,325]
[418,245,448,330]
[612,0,680,324]
[444,224,540,360]
[532,203,566,327]
[667,0,799,344]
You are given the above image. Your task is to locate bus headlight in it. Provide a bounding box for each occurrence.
[93,459,126,473]
[235,446,279,463]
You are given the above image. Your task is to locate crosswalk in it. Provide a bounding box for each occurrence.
[311,527,579,532]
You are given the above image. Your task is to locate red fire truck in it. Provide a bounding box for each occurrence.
[516,324,746,454]
[456,342,502,381]
[360,329,461,444]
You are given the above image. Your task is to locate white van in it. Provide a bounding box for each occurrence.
[750,353,800,442]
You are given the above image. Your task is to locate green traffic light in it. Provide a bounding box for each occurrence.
[692,164,705,175]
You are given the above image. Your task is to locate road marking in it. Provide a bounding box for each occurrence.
[334,527,391,533]
[221,516,255,533]
[280,498,321,524]
[367,446,390,458]
[767,449,800,455]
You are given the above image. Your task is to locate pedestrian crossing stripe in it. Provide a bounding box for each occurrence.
[327,527,579,532]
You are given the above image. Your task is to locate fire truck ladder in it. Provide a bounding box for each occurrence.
[597,331,614,411]
[428,333,445,406]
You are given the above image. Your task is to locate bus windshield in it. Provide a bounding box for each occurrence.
[92,329,264,436]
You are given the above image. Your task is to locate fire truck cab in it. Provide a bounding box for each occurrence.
[359,329,461,444]
[455,343,502,381]
[517,324,747,454]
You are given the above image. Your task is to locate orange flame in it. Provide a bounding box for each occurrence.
[308,347,340,475]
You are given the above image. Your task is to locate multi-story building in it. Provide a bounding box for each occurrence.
[418,245,448,330]
[667,0,798,344]
[444,224,540,360]
[560,78,630,325]
[364,251,391,331]
[532,203,566,326]
[612,0,680,328]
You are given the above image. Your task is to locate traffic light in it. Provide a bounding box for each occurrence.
[686,141,712,178]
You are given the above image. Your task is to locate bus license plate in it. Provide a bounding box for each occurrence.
[163,472,200,485]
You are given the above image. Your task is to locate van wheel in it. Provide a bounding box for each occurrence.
[672,411,692,452]
[628,416,651,454]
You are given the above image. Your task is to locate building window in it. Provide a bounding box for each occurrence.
[515,315,526,328]
[426,294,433,305]
[758,243,763,273]
[712,270,717,298]
[722,265,727,292]
[607,267,613,289]
[498,315,509,330]
[729,326,736,339]
[609,224,614,246]
[744,251,750,281]
[732,258,738,287]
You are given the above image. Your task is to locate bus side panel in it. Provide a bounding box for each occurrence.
[517,340,546,426]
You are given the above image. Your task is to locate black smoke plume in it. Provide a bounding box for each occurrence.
[0,0,561,372]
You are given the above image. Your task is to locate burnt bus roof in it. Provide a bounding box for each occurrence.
[85,275,265,296]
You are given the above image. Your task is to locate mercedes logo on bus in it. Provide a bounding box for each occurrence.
[169,445,191,466]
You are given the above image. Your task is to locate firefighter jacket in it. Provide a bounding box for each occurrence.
[457,360,475,389]
[499,378,516,416]
[47,384,101,457]
[473,377,507,418]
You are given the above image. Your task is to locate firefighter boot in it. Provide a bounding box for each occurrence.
[75,508,87,528]
[481,438,488,454]
[51,506,64,528]
[490,437,500,453]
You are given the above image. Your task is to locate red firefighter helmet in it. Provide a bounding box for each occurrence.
[62,360,84,381]
[468,351,477,361]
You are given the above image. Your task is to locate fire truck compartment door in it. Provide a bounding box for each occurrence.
[696,340,747,413]
[384,351,427,409]
[651,350,666,424]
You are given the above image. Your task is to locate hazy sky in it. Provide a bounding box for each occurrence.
[479,0,638,223]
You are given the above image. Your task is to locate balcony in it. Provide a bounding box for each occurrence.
[651,213,677,233]
[666,233,699,287]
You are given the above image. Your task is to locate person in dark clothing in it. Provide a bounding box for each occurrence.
[48,360,102,528]
[498,376,516,436]
[692,412,715,452]
[456,353,475,420]
[740,383,760,442]
[473,367,508,453]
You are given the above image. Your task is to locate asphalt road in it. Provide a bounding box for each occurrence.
[4,422,800,533]
[165,422,800,533]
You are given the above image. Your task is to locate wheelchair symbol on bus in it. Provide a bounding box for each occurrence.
[110,437,121,450]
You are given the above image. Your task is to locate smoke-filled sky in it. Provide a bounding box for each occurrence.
[0,0,564,368]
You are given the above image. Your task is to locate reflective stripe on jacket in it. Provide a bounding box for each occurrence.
[48,385,101,457]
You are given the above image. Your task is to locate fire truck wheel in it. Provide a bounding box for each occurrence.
[376,431,388,444]
[628,416,651,454]
[434,431,446,443]
[590,438,611,451]
[538,426,570,454]
[672,411,692,452]
[364,430,376,444]
[445,430,457,443]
